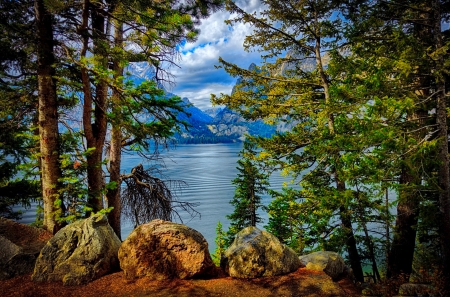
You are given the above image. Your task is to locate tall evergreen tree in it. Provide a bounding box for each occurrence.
[226,140,268,244]
[35,0,63,233]
[0,0,40,220]
[339,0,450,282]
[212,0,365,282]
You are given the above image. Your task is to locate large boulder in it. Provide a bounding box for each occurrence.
[398,283,434,296]
[221,226,302,278]
[299,251,346,280]
[32,214,121,285]
[119,219,215,280]
[0,217,52,280]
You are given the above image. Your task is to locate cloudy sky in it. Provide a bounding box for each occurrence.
[168,0,264,110]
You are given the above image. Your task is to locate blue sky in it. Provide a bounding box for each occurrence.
[169,0,265,110]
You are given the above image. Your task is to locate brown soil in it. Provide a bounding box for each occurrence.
[0,268,361,297]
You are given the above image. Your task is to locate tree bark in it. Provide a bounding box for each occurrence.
[82,0,108,213]
[35,0,62,234]
[337,180,365,283]
[432,0,450,289]
[388,6,432,279]
[387,167,419,278]
[107,19,123,239]
[314,21,364,282]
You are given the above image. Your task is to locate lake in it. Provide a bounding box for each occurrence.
[16,143,290,253]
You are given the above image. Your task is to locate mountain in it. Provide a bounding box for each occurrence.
[126,62,279,144]
[203,107,223,118]
[173,97,276,144]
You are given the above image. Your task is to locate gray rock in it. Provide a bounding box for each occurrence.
[0,217,52,280]
[32,214,121,285]
[299,251,346,280]
[398,283,434,296]
[119,219,215,280]
[221,226,302,278]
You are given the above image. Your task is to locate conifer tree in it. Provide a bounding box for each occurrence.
[0,0,40,220]
[226,140,268,244]
[339,0,450,282]
[212,0,365,282]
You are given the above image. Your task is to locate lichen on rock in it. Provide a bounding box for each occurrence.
[32,214,121,285]
[221,226,302,278]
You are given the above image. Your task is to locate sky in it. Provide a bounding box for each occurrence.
[168,0,265,110]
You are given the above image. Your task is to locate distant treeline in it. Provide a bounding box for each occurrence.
[175,136,238,144]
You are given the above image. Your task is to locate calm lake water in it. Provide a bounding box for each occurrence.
[120,142,289,252]
[16,143,290,253]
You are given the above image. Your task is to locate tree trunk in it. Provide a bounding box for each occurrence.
[35,0,62,234]
[107,19,123,239]
[387,167,419,278]
[387,6,433,279]
[433,0,450,289]
[314,28,364,283]
[83,0,108,213]
[337,180,365,283]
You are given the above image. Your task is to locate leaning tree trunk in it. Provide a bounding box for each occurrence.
[35,0,62,234]
[315,36,364,283]
[106,19,124,239]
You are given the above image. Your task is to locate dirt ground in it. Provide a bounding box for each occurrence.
[1,268,361,297]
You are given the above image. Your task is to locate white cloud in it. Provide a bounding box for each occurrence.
[169,0,265,110]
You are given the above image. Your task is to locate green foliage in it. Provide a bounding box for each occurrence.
[265,188,304,254]
[212,0,450,282]
[226,140,269,244]
[212,221,227,266]
[0,0,40,220]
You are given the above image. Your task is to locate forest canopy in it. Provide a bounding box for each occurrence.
[211,0,450,291]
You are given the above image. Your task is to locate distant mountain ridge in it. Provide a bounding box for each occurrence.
[174,97,276,144]
[127,62,278,144]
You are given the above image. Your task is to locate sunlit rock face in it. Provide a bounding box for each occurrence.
[32,214,121,286]
[221,226,302,278]
[299,251,346,280]
[119,219,215,280]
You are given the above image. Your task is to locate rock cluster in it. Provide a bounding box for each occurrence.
[221,226,302,278]
[0,217,52,280]
[2,214,353,288]
[119,219,215,280]
[32,214,121,285]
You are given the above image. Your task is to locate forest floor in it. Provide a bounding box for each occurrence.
[1,268,361,297]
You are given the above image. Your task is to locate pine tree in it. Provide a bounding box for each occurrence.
[0,0,40,220]
[339,0,450,282]
[212,221,227,266]
[226,140,268,244]
[212,0,365,282]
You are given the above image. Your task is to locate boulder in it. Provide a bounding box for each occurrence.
[220,226,302,278]
[299,251,346,280]
[0,217,52,280]
[118,219,215,280]
[398,283,434,296]
[32,214,121,285]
